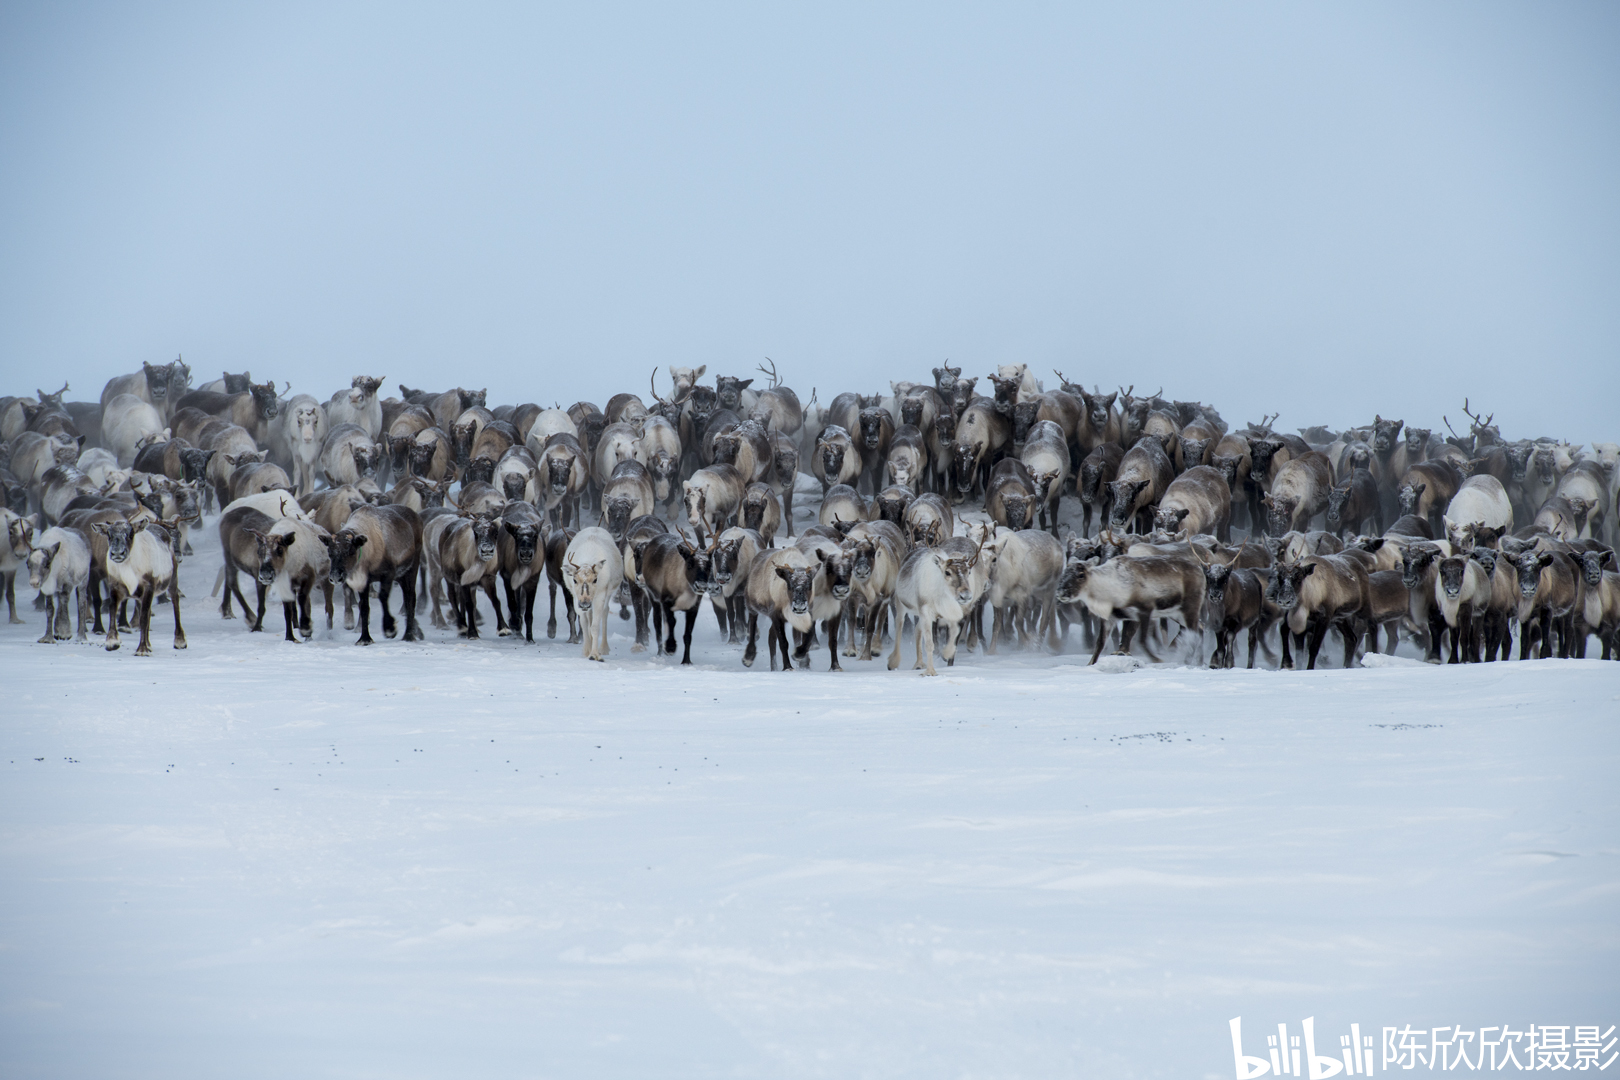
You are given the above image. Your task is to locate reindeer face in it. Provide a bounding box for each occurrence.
[1405,427,1430,454]
[683,486,708,530]
[1371,416,1403,452]
[472,515,500,561]
[668,365,704,402]
[774,564,816,615]
[1532,447,1558,484]
[815,547,854,600]
[1181,438,1210,467]
[322,529,366,584]
[222,371,252,393]
[1325,485,1351,525]
[819,439,846,479]
[464,456,496,485]
[350,443,380,478]
[1505,551,1551,598]
[1578,550,1613,586]
[713,539,742,586]
[1438,556,1469,598]
[1468,548,1498,578]
[950,379,976,416]
[1152,505,1191,533]
[715,376,753,413]
[546,456,573,495]
[248,381,279,421]
[1399,544,1440,589]
[97,520,135,563]
[1264,494,1299,536]
[887,457,916,490]
[409,440,438,477]
[858,408,888,450]
[1397,483,1424,517]
[712,432,741,465]
[900,397,924,427]
[567,560,602,610]
[1202,561,1233,605]
[168,359,191,396]
[1247,439,1282,480]
[143,362,170,401]
[847,540,877,581]
[172,482,201,521]
[1268,562,1315,609]
[353,376,384,397]
[252,530,292,585]
[1504,443,1532,480]
[1106,479,1150,525]
[932,365,960,392]
[452,423,477,464]
[603,495,635,539]
[740,491,769,532]
[26,543,59,589]
[1002,493,1031,531]
[686,386,718,426]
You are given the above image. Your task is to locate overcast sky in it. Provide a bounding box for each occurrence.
[2,2,1615,442]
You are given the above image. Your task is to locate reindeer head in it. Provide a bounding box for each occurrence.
[1404,427,1431,454]
[712,536,745,586]
[667,365,705,403]
[858,407,889,450]
[1577,549,1615,587]
[711,430,742,466]
[817,431,848,480]
[1266,560,1316,609]
[682,484,708,534]
[1262,493,1299,536]
[1503,442,1533,481]
[499,468,531,503]
[167,358,191,396]
[932,365,961,392]
[503,515,541,565]
[1502,550,1552,600]
[1467,546,1498,579]
[546,454,574,497]
[576,415,607,457]
[774,562,817,615]
[1531,445,1559,484]
[246,380,279,421]
[885,455,916,492]
[900,396,926,428]
[602,494,637,539]
[714,376,753,413]
[1082,390,1115,433]
[1000,491,1032,531]
[1106,478,1151,526]
[1056,557,1089,604]
[1438,555,1472,599]
[987,374,1019,416]
[320,527,367,585]
[1180,437,1210,468]
[7,514,35,557]
[1371,415,1404,453]
[814,546,855,600]
[25,540,61,590]
[408,438,438,478]
[92,519,136,564]
[1152,505,1192,533]
[142,361,171,401]
[246,528,295,585]
[1398,542,1443,590]
[950,378,977,416]
[1325,483,1354,528]
[1246,437,1283,481]
[873,487,911,523]
[350,442,381,479]
[686,385,718,426]
[351,375,384,398]
[564,558,604,611]
[740,488,773,533]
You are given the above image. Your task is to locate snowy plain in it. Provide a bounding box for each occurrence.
[2,508,1617,1080]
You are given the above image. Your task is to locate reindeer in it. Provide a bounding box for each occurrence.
[1325,468,1381,539]
[812,425,862,494]
[1153,465,1232,542]
[951,401,1012,502]
[91,518,186,655]
[1266,553,1370,669]
[1193,543,1267,668]
[1056,553,1203,665]
[1107,435,1175,534]
[322,505,424,645]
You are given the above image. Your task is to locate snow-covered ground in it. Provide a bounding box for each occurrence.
[2,515,1617,1079]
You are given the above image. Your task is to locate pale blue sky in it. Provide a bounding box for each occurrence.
[1,2,1615,440]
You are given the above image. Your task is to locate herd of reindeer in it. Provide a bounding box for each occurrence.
[1,357,1617,673]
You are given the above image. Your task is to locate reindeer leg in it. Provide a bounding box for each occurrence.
[1305,617,1329,670]
[1088,615,1112,665]
[776,618,794,671]
[6,571,19,623]
[344,585,358,631]
[356,583,374,645]
[37,594,56,644]
[681,606,697,665]
[252,581,268,632]
[826,612,843,671]
[662,599,677,654]
[135,585,154,657]
[75,585,89,641]
[103,584,122,650]
[743,611,759,667]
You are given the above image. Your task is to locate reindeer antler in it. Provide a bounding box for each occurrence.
[649,366,668,406]
[757,357,780,387]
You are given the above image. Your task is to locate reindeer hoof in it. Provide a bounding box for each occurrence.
[173,638,187,650]
[497,628,512,637]
[356,638,373,646]
[8,616,23,624]
[37,634,54,644]
[135,646,152,657]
